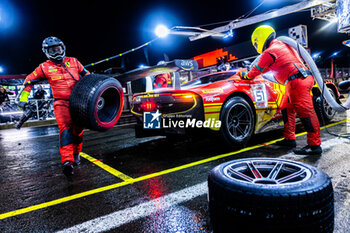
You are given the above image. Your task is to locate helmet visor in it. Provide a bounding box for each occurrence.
[253,38,258,50]
[48,45,64,57]
[253,42,258,50]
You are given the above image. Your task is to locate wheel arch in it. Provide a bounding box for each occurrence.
[220,91,256,122]
[312,83,341,104]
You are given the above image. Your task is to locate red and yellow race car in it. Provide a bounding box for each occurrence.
[130,60,339,146]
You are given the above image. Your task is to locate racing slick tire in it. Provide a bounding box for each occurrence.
[70,74,124,131]
[220,96,255,147]
[313,88,336,126]
[208,158,334,233]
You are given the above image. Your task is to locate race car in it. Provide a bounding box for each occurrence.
[130,61,340,146]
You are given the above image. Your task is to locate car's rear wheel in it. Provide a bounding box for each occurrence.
[220,96,255,147]
[70,74,124,131]
[313,88,336,126]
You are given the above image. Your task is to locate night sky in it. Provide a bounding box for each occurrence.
[0,0,349,75]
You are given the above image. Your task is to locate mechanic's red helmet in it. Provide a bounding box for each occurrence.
[42,37,66,63]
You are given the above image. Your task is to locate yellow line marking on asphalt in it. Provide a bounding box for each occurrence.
[80,152,133,181]
[0,118,349,220]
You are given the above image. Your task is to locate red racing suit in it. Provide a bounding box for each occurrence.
[153,73,170,89]
[247,39,321,146]
[21,57,90,163]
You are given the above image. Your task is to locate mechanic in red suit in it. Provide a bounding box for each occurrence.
[18,37,90,176]
[239,25,321,155]
[153,73,170,89]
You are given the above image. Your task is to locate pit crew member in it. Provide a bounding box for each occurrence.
[18,37,90,176]
[239,25,322,155]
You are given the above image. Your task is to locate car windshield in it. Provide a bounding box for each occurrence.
[182,72,236,88]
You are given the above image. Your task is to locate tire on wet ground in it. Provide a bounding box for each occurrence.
[69,74,124,131]
[208,158,334,233]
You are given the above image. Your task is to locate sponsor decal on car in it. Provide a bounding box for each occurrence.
[175,59,198,71]
[202,88,224,94]
[204,96,221,102]
[140,93,160,98]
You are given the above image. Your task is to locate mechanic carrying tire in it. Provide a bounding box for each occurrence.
[18,37,90,177]
[239,25,322,155]
[18,37,124,177]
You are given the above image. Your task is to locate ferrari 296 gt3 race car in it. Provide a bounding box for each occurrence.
[130,63,340,147]
[64,59,339,148]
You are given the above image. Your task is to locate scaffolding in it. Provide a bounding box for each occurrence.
[189,0,337,41]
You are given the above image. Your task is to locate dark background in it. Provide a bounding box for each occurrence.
[0,0,349,74]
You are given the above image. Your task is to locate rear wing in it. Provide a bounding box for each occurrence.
[115,59,198,90]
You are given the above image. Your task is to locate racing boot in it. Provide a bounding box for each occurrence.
[293,145,322,155]
[275,138,296,148]
[73,153,80,166]
[62,161,74,177]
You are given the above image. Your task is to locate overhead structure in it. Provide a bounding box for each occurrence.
[311,1,337,21]
[189,0,336,41]
[168,26,227,38]
[337,0,350,32]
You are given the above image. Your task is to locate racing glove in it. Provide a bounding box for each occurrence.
[18,90,30,110]
[239,71,252,80]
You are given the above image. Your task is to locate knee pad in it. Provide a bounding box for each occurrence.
[300,117,314,133]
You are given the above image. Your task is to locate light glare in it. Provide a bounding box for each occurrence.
[155,25,169,38]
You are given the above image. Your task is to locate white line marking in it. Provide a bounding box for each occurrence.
[279,137,348,160]
[56,182,208,233]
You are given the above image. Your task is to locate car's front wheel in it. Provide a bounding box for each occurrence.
[220,96,255,147]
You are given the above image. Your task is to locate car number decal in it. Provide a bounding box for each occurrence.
[251,84,268,109]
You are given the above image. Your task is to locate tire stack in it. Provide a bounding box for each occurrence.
[208,158,334,233]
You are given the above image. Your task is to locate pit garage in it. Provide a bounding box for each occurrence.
[1,1,350,233]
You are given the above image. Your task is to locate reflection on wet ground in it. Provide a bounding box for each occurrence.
[0,115,350,232]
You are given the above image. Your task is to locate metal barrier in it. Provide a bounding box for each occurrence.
[0,99,55,125]
[319,68,350,85]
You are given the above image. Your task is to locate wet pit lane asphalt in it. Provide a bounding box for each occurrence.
[0,114,350,233]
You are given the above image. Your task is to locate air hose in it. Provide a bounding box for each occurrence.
[251,36,349,112]
[277,36,349,112]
